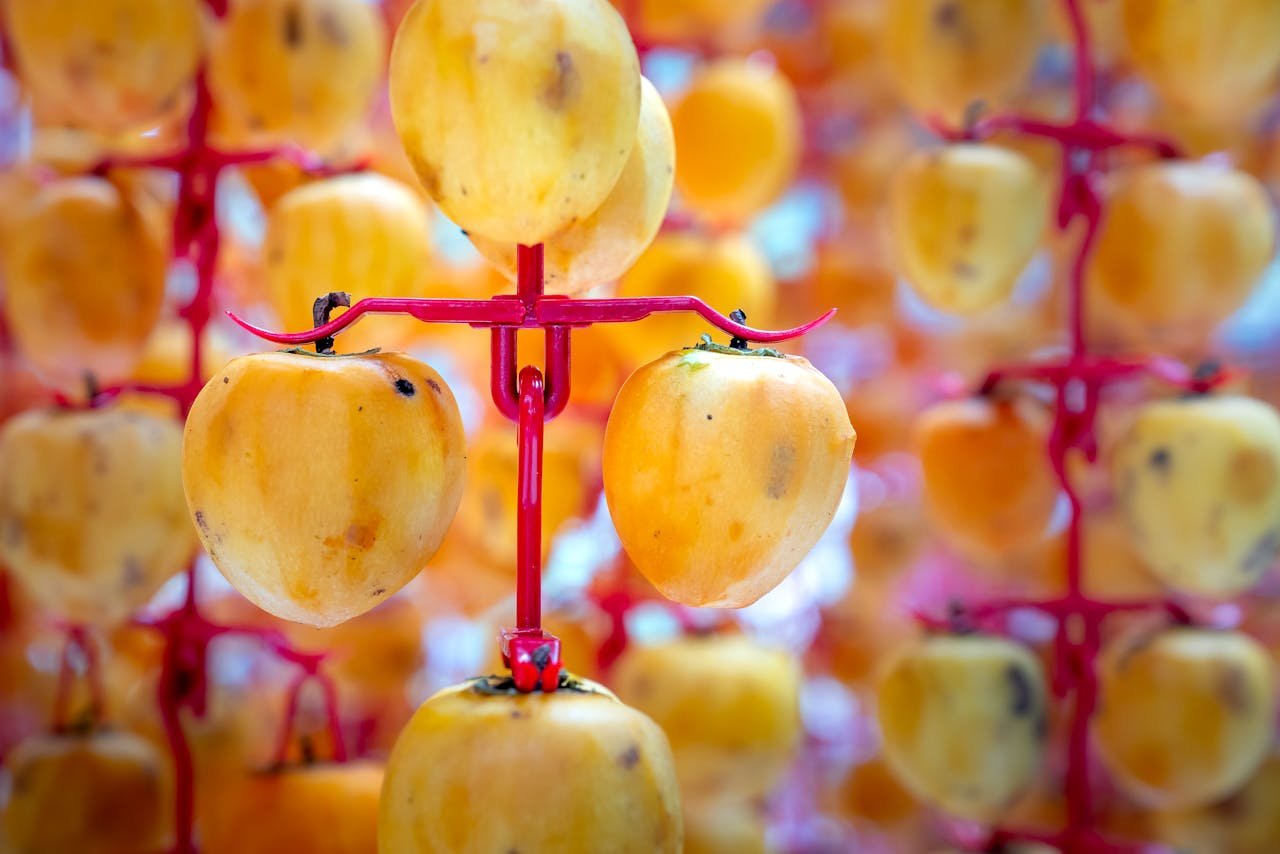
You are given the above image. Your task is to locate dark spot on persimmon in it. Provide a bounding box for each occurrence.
[316,10,348,46]
[618,744,640,769]
[122,557,146,589]
[1148,446,1171,473]
[544,51,576,110]
[934,1,960,29]
[1241,527,1280,576]
[283,4,304,48]
[371,587,386,597]
[427,379,442,394]
[194,511,209,533]
[767,444,796,499]
[222,376,229,384]
[706,414,713,420]
[1216,666,1251,714]
[1007,663,1034,717]
[394,378,416,396]
[1228,447,1277,504]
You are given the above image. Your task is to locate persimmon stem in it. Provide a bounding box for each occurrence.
[312,292,351,355]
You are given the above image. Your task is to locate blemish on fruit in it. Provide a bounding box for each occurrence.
[766,444,796,499]
[222,376,229,384]
[1216,666,1250,714]
[394,378,416,397]
[1148,446,1172,473]
[427,378,442,394]
[1240,527,1280,576]
[934,1,960,30]
[618,744,640,769]
[346,523,376,549]
[370,587,386,597]
[1227,447,1277,503]
[544,51,576,110]
[283,4,304,48]
[1006,663,1033,717]
[194,511,208,533]
[316,10,348,46]
[705,414,713,420]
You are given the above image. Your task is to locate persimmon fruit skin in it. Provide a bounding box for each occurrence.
[182,350,465,627]
[378,676,682,853]
[603,347,855,608]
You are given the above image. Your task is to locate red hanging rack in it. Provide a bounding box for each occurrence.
[230,241,834,694]
[909,2,1241,852]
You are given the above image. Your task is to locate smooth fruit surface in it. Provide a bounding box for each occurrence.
[2,730,167,854]
[200,761,382,854]
[1088,162,1275,339]
[916,396,1059,558]
[603,346,855,607]
[264,173,433,352]
[378,676,682,853]
[1094,628,1275,810]
[4,0,202,134]
[182,350,465,627]
[389,0,641,244]
[890,144,1047,314]
[471,77,675,294]
[1112,395,1280,597]
[1121,0,1280,119]
[877,634,1048,821]
[0,407,195,626]
[884,0,1044,123]
[3,177,168,392]
[612,635,802,803]
[670,59,801,224]
[209,0,384,151]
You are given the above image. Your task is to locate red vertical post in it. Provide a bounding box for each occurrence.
[516,366,545,632]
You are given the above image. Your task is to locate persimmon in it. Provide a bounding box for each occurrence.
[838,755,921,829]
[1121,0,1280,119]
[2,729,167,854]
[453,425,591,571]
[916,396,1059,558]
[889,144,1048,314]
[379,675,682,852]
[1150,755,1280,853]
[1088,161,1275,341]
[603,342,854,607]
[0,407,195,626]
[609,231,777,366]
[471,77,675,295]
[610,0,773,43]
[683,800,768,854]
[877,634,1048,822]
[670,58,802,225]
[849,497,927,585]
[2,177,168,393]
[182,350,466,627]
[200,761,382,854]
[3,0,202,135]
[884,0,1045,124]
[1094,628,1275,810]
[209,0,384,151]
[389,0,640,245]
[264,173,433,352]
[1112,395,1280,597]
[612,635,802,804]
